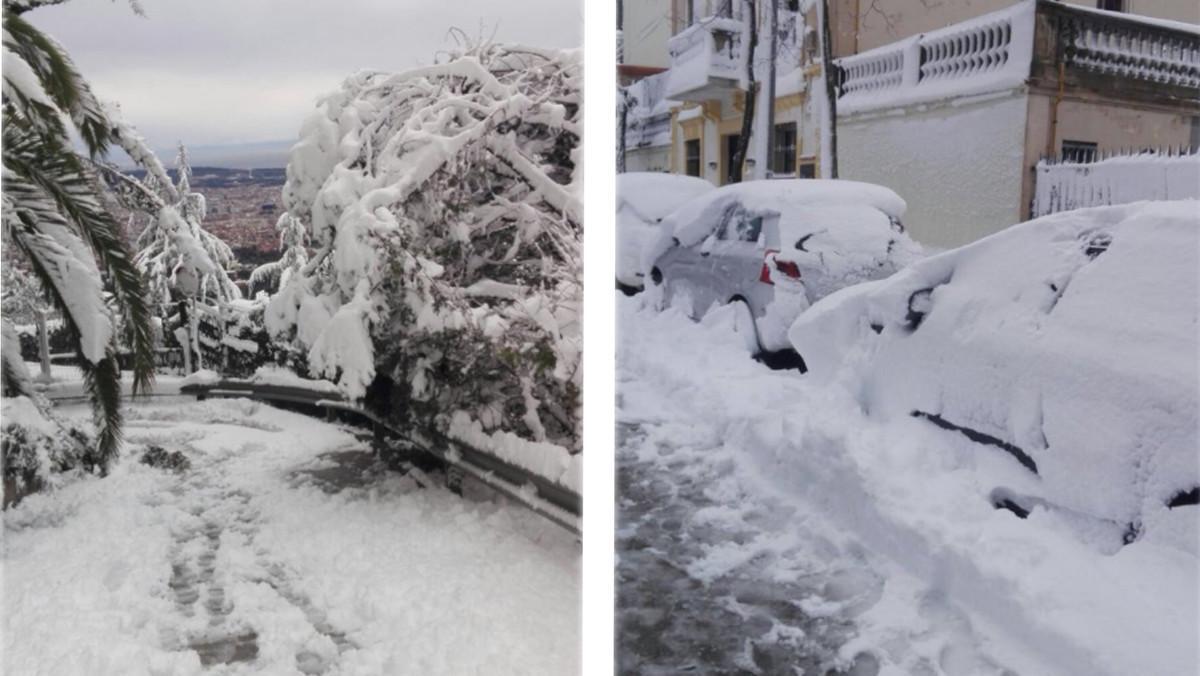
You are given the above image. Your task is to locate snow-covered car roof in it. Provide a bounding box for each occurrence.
[665,179,907,247]
[617,172,714,224]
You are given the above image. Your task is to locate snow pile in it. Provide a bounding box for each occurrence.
[836,1,1034,115]
[268,43,582,472]
[616,172,712,287]
[1032,149,1200,217]
[790,200,1200,546]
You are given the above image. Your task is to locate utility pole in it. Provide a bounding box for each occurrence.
[819,0,839,178]
[729,0,758,183]
[765,0,778,179]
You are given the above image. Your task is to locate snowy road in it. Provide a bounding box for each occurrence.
[617,422,870,675]
[615,293,1197,676]
[3,398,579,676]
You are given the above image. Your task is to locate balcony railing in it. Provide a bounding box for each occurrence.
[837,1,1033,114]
[837,1,1200,113]
[1058,6,1200,90]
[664,16,745,101]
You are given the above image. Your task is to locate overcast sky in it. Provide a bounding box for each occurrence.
[30,0,581,161]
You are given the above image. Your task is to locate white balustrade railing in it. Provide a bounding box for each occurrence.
[836,1,1032,113]
[1062,10,1200,89]
[918,18,1013,82]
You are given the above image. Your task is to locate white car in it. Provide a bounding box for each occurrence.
[616,172,713,293]
[789,200,1199,551]
[644,179,921,355]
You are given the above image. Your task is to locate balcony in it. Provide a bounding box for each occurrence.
[835,0,1200,114]
[1035,1,1200,105]
[664,17,745,102]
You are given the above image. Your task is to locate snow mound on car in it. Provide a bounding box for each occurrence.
[644,179,907,273]
[789,200,1200,545]
[617,172,713,224]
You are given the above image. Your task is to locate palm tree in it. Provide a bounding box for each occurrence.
[2,2,155,468]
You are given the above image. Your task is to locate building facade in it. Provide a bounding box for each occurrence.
[628,0,1200,247]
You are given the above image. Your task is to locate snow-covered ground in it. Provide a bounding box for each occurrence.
[616,292,1198,675]
[3,398,579,676]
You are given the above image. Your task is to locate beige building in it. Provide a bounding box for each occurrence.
[634,0,1200,247]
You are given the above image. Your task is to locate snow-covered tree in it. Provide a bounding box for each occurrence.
[131,142,240,312]
[249,213,308,296]
[269,41,582,456]
[2,3,156,464]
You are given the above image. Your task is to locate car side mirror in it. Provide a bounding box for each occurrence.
[700,234,716,257]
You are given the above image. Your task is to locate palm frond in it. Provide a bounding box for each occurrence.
[8,213,123,461]
[4,121,155,393]
[3,11,112,156]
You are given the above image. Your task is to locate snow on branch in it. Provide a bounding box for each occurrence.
[272,41,582,467]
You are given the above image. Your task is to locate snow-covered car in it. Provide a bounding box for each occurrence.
[644,179,920,353]
[788,200,1199,551]
[617,172,714,293]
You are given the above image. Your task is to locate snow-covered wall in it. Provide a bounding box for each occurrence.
[840,93,1030,248]
[1032,150,1200,217]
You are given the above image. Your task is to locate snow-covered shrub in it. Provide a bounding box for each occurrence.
[270,42,582,461]
[138,444,190,472]
[1,396,95,506]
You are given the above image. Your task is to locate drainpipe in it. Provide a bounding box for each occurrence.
[1046,60,1065,159]
[1046,16,1067,159]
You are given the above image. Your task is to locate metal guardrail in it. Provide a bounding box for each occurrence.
[178,379,582,535]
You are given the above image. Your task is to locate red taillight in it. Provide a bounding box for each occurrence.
[775,259,801,279]
[760,249,779,285]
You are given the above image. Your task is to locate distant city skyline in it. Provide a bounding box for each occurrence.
[30,0,581,165]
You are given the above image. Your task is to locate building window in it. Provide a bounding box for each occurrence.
[1096,0,1125,12]
[685,139,701,177]
[1062,140,1098,163]
[772,122,797,175]
[798,158,816,179]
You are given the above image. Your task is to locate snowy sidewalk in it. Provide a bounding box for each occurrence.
[3,398,579,676]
